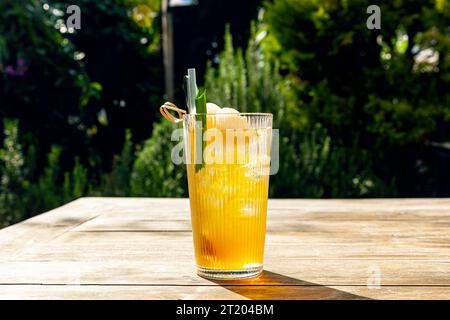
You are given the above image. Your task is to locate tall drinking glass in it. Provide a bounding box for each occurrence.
[183,113,273,279]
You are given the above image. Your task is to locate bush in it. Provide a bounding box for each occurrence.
[0,119,26,226]
[101,129,134,196]
[0,0,164,226]
[204,20,390,197]
[205,24,304,128]
[130,120,186,197]
[264,0,450,195]
[0,120,93,225]
[34,145,63,210]
[0,0,95,168]
[0,0,163,183]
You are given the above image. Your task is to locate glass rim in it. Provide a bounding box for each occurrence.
[183,112,273,117]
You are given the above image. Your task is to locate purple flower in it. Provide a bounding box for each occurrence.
[4,65,15,75]
[2,58,27,77]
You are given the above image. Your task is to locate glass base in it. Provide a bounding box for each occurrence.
[197,265,263,280]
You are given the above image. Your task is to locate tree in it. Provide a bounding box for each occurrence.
[264,0,450,195]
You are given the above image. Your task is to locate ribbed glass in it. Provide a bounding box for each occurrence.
[183,113,273,279]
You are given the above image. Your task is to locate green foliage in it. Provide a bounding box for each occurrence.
[272,126,329,198]
[272,125,394,198]
[0,118,186,228]
[72,158,88,199]
[264,0,450,143]
[102,129,134,196]
[24,145,87,214]
[0,0,163,198]
[264,0,450,194]
[0,0,95,139]
[130,120,186,197]
[60,157,88,202]
[0,0,165,227]
[205,21,390,197]
[0,120,26,226]
[36,146,63,209]
[0,117,186,227]
[205,24,304,128]
[63,172,72,203]
[0,121,91,225]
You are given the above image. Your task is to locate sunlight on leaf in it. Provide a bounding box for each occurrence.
[395,29,409,54]
[132,4,155,29]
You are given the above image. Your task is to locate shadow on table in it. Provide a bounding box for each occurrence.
[206,270,369,300]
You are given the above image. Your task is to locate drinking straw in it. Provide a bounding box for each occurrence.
[186,68,198,114]
[183,75,189,111]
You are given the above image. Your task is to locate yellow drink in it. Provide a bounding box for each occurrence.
[184,114,272,279]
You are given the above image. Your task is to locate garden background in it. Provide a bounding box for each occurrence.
[0,0,449,227]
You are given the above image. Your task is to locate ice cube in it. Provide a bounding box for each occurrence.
[244,155,271,181]
[240,202,255,215]
[215,107,248,129]
[206,102,221,114]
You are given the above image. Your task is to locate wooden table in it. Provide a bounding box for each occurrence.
[0,198,449,299]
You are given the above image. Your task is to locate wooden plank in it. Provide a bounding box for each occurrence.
[9,230,450,262]
[1,198,450,299]
[1,284,450,300]
[0,198,102,260]
[0,259,450,286]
